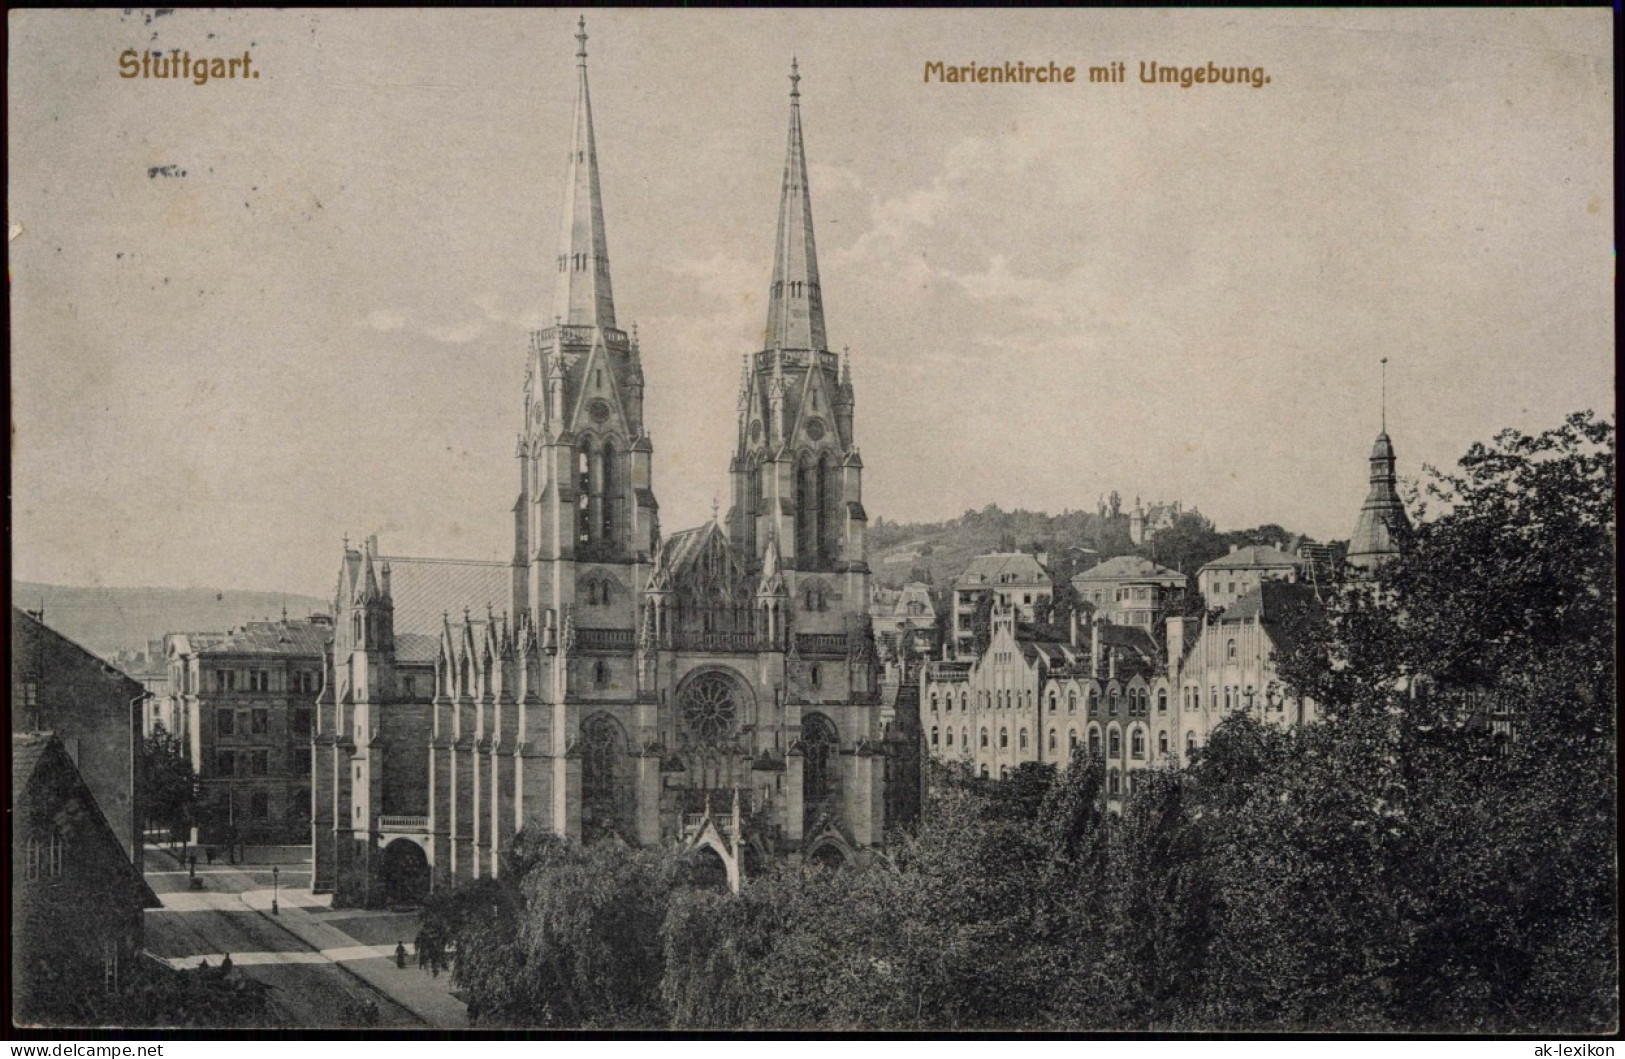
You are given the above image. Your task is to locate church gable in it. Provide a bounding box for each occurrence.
[566,336,634,441]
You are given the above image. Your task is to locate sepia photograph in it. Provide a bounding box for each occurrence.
[7,7,1616,1038]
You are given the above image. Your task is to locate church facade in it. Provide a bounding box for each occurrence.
[312,27,915,905]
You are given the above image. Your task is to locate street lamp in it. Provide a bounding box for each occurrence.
[272,865,280,915]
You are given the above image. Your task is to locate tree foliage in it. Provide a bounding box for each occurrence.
[142,721,197,843]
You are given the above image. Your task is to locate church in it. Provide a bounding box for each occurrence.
[312,23,918,905]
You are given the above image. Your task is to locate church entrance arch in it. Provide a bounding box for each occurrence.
[808,842,847,871]
[379,838,430,906]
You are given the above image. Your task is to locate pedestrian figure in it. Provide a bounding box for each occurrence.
[395,941,407,969]
[205,846,215,865]
[220,953,232,973]
[188,852,197,878]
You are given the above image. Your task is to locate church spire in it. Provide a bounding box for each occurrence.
[552,17,617,330]
[1348,359,1411,571]
[763,58,827,353]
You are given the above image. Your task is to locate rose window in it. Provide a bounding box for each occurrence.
[681,672,740,745]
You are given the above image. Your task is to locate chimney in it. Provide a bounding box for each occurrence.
[1108,643,1117,681]
[1165,613,1185,684]
[1229,542,1240,554]
[1069,608,1080,648]
[1090,618,1102,678]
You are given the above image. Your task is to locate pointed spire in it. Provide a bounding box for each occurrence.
[763,57,827,352]
[1380,356,1388,434]
[552,17,617,329]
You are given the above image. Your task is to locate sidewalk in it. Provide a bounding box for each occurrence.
[144,843,466,1028]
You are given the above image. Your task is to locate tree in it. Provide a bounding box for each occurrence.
[142,722,196,846]
[1264,411,1618,1033]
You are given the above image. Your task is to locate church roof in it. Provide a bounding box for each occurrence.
[378,555,512,647]
[763,59,827,353]
[552,17,617,330]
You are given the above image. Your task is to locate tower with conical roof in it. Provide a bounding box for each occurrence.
[727,60,867,608]
[1347,359,1411,571]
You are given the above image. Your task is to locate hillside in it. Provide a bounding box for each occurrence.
[11,582,330,657]
[869,504,1333,591]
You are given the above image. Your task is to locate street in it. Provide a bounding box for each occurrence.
[143,847,466,1028]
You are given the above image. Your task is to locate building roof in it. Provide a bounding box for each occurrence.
[1199,544,1301,573]
[379,555,513,649]
[1072,554,1187,585]
[956,552,1050,589]
[1219,581,1325,655]
[199,618,331,658]
[13,608,146,699]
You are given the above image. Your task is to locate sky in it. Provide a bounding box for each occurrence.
[9,9,1613,597]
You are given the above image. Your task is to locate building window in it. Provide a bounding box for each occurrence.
[250,750,270,776]
[1048,693,1057,713]
[809,664,821,690]
[1067,691,1077,713]
[930,693,939,713]
[1000,765,1010,780]
[1019,728,1029,750]
[217,709,235,737]
[945,728,954,747]
[402,676,416,699]
[251,709,269,735]
[1186,730,1197,755]
[249,670,270,692]
[1109,730,1121,757]
[980,728,989,748]
[999,727,1009,749]
[931,726,939,748]
[217,750,237,776]
[980,764,989,779]
[1226,639,1237,660]
[1089,728,1100,756]
[1223,686,1233,710]
[293,708,313,739]
[961,727,968,749]
[1108,770,1120,796]
[1068,729,1078,750]
[1158,731,1169,755]
[593,659,611,689]
[1131,730,1145,759]
[292,747,312,776]
[250,791,269,820]
[1210,686,1219,712]
[960,691,968,711]
[217,670,236,692]
[1048,729,1057,751]
[1157,689,1168,714]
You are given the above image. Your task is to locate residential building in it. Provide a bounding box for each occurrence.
[12,732,159,1022]
[110,641,171,736]
[1197,544,1302,611]
[1071,554,1188,631]
[11,607,147,873]
[950,551,1053,658]
[316,34,915,905]
[169,616,331,845]
[871,581,939,663]
[923,606,1160,789]
[1128,497,1191,545]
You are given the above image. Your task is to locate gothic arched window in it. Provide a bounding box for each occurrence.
[979,727,989,748]
[1019,728,1029,750]
[1132,729,1145,759]
[802,712,839,824]
[600,440,617,546]
[581,713,630,844]
[1109,729,1122,757]
[999,727,1009,749]
[593,659,610,689]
